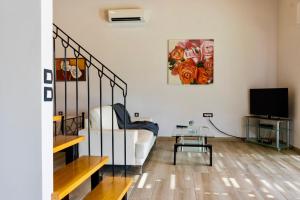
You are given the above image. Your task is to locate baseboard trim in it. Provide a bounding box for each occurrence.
[157,136,245,142]
[209,137,245,142]
[291,146,300,154]
[157,136,174,141]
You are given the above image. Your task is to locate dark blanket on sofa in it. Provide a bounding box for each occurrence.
[112,103,159,136]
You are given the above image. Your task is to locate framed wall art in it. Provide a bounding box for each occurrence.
[55,58,86,81]
[168,39,214,85]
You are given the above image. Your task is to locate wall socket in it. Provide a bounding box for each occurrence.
[203,113,213,118]
[134,112,139,117]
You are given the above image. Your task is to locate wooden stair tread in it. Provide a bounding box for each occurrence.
[53,115,62,122]
[53,156,109,200]
[84,176,133,200]
[53,135,84,153]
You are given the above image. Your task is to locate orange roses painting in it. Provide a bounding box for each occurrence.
[168,39,214,85]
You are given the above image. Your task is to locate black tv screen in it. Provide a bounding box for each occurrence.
[250,88,288,118]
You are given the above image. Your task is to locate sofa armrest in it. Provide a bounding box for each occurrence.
[131,117,153,122]
[78,128,138,165]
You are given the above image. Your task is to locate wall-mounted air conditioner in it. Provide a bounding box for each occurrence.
[107,9,149,23]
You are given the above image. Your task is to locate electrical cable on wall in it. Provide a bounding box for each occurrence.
[207,118,244,139]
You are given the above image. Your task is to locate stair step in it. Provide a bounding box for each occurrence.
[84,176,133,200]
[53,156,109,200]
[53,135,84,153]
[53,115,62,122]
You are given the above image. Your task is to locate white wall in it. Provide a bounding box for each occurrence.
[0,0,53,199]
[54,0,278,137]
[42,0,54,199]
[278,0,300,148]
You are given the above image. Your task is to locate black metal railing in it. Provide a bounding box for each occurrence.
[53,24,128,177]
[53,112,85,136]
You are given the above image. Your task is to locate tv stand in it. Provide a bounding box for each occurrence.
[245,116,291,151]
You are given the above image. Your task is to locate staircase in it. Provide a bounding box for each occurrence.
[52,24,132,200]
[52,133,132,200]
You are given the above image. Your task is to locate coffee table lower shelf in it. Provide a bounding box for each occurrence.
[173,143,213,166]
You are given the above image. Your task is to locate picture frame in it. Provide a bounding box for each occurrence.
[55,58,86,81]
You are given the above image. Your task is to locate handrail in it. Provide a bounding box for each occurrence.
[53,24,127,93]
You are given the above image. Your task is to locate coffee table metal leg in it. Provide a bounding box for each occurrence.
[174,144,177,165]
[180,137,183,151]
[209,146,212,166]
[173,143,212,166]
[175,136,182,152]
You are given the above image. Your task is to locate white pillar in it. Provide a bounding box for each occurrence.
[0,0,53,199]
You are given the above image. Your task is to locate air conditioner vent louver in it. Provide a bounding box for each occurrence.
[108,9,148,23]
[111,17,142,22]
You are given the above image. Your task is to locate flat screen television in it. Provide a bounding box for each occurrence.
[250,88,289,118]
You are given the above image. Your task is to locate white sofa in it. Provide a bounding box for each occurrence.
[79,106,157,166]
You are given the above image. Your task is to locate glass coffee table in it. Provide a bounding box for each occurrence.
[172,126,214,166]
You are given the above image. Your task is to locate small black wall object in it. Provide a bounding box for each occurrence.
[44,87,53,102]
[203,113,213,118]
[44,69,53,84]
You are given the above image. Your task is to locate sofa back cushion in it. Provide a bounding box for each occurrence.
[90,106,119,129]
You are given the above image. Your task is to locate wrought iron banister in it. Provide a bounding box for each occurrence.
[53,23,128,178]
[53,24,127,91]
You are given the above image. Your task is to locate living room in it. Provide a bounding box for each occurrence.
[1,0,300,199]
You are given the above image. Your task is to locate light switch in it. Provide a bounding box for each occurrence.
[44,87,53,102]
[44,69,53,84]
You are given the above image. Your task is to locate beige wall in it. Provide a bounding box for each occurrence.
[278,0,300,148]
[54,0,278,137]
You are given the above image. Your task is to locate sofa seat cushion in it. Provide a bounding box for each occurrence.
[135,130,155,160]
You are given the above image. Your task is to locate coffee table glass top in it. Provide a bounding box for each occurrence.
[172,126,214,137]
